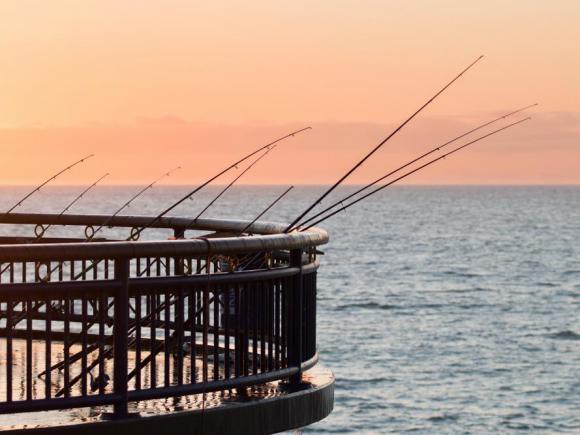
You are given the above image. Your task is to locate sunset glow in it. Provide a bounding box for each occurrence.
[1,1,578,185]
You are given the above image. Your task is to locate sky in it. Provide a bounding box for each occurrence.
[0,1,579,185]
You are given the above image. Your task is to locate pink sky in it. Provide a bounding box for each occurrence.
[0,1,578,185]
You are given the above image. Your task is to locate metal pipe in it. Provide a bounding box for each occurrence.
[5,154,94,214]
[301,117,531,230]
[89,166,181,240]
[131,127,311,239]
[36,172,109,239]
[238,186,294,236]
[284,56,484,233]
[190,146,280,225]
[297,103,538,228]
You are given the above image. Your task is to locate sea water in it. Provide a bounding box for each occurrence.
[0,185,578,433]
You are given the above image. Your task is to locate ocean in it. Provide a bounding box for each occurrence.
[0,185,578,433]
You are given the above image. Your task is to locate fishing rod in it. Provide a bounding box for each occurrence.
[53,188,297,380]
[6,173,109,324]
[299,117,531,231]
[87,166,182,240]
[136,148,281,276]
[51,288,197,391]
[54,297,174,394]
[297,103,538,229]
[137,150,282,277]
[35,173,110,239]
[235,186,296,271]
[192,186,295,275]
[188,144,279,226]
[238,186,294,236]
[40,134,304,377]
[5,154,94,213]
[0,172,108,278]
[67,166,182,282]
[43,291,172,381]
[129,127,311,240]
[284,56,484,233]
[64,160,288,352]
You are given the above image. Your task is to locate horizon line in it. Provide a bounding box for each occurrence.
[1,183,580,188]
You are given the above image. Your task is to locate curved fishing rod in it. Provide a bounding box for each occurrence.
[132,187,297,360]
[147,185,296,276]
[299,117,531,231]
[5,172,111,324]
[284,56,484,233]
[57,186,297,379]
[36,172,110,239]
[0,171,109,280]
[71,166,182,281]
[189,144,279,226]
[235,186,295,271]
[297,103,538,229]
[130,127,311,240]
[238,185,294,236]
[5,154,94,213]
[194,185,295,275]
[76,128,304,276]
[88,166,182,240]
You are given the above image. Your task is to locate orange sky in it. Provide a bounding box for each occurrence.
[0,1,579,185]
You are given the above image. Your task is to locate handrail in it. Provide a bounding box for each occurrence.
[0,212,306,235]
[0,214,325,419]
[0,262,320,296]
[0,213,328,262]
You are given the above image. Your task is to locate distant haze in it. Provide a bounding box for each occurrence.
[0,1,578,185]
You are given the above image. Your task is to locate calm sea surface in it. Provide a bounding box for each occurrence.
[1,185,579,433]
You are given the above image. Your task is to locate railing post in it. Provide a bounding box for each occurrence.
[289,248,303,385]
[113,257,130,418]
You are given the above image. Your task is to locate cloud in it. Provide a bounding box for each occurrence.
[0,111,578,185]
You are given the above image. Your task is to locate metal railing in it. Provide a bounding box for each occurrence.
[0,213,328,417]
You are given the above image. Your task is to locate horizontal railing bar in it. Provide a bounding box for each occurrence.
[0,233,327,263]
[0,393,122,414]
[0,312,109,327]
[0,364,304,415]
[0,213,299,236]
[0,280,121,297]
[0,327,283,359]
[0,262,319,294]
[128,366,299,402]
[129,266,302,289]
[0,236,101,245]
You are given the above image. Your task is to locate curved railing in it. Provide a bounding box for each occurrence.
[0,213,328,417]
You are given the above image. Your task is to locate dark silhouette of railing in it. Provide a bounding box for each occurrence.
[0,214,327,418]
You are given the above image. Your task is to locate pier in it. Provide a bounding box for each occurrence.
[0,213,333,433]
